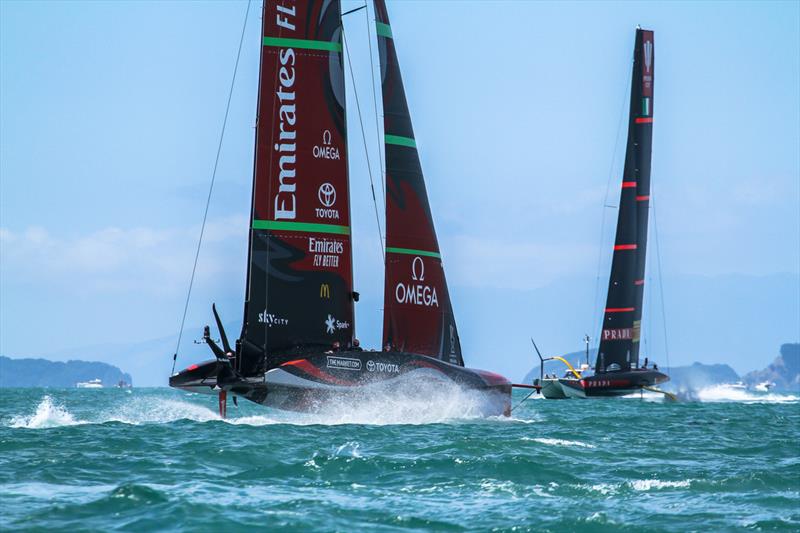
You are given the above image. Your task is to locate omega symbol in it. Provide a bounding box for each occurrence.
[411,256,425,281]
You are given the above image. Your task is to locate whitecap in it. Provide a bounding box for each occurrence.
[524,437,596,448]
[9,396,86,429]
[333,441,362,458]
[695,384,798,404]
[629,479,691,491]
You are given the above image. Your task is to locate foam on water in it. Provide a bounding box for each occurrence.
[105,397,220,425]
[226,379,508,426]
[525,437,596,448]
[9,396,86,429]
[694,384,798,403]
[7,380,512,429]
[628,479,692,491]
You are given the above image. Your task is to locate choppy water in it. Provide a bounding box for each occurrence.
[1,386,798,531]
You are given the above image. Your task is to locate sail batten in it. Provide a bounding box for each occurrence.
[375,0,463,366]
[596,28,654,373]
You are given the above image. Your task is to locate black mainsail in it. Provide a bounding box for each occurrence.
[596,28,655,374]
[540,28,668,400]
[239,0,355,375]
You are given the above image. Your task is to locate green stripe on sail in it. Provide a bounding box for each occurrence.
[385,134,416,148]
[262,36,342,52]
[253,220,350,235]
[386,246,441,259]
[376,22,393,39]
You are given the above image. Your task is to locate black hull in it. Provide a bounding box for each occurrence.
[170,351,511,417]
[558,369,669,399]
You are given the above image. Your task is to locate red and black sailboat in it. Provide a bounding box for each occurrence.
[543,28,669,399]
[169,0,511,416]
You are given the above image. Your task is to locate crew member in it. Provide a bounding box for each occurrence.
[352,339,363,352]
[325,341,341,354]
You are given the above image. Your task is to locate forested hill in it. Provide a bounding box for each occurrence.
[0,356,132,388]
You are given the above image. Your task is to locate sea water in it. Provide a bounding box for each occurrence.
[0,387,797,531]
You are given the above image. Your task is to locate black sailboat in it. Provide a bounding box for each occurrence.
[169,0,511,416]
[540,28,669,399]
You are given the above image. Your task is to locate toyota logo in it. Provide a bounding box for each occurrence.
[367,360,376,372]
[318,183,336,207]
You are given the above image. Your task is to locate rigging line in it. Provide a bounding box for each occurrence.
[511,389,537,412]
[651,190,671,375]
[171,0,251,375]
[590,53,634,345]
[364,2,386,217]
[342,4,367,16]
[342,27,385,262]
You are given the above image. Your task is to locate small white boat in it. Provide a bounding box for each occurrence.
[754,381,775,392]
[76,378,103,389]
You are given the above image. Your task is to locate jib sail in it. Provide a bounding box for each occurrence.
[596,28,654,373]
[375,0,463,366]
[240,0,354,373]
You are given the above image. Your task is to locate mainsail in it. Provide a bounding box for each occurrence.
[240,0,354,373]
[596,28,654,373]
[375,0,463,365]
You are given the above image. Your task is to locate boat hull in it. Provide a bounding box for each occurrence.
[558,369,670,399]
[539,378,568,399]
[170,351,512,417]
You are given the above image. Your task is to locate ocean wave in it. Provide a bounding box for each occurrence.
[9,396,86,429]
[6,384,513,429]
[628,479,692,491]
[694,384,798,404]
[106,397,220,425]
[524,437,596,448]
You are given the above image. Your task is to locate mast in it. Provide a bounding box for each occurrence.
[239,0,354,374]
[374,0,463,365]
[596,28,654,373]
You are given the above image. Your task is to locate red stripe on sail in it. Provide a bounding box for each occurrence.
[614,244,637,250]
[622,181,637,188]
[635,279,645,285]
[635,117,653,124]
[605,307,635,313]
[636,195,650,201]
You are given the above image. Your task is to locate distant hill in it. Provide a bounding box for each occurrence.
[662,362,741,392]
[743,343,800,391]
[0,356,132,388]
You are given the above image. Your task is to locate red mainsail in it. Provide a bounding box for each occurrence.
[375,0,463,366]
[240,0,354,372]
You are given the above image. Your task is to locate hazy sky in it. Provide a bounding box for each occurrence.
[1,0,798,381]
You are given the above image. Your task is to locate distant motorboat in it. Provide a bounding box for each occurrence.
[76,379,103,389]
[754,381,775,392]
